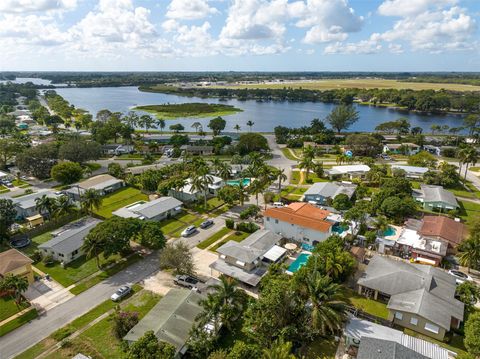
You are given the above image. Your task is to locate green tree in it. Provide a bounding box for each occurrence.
[332,193,352,211]
[58,139,101,164]
[51,162,84,185]
[227,340,261,359]
[464,311,480,357]
[458,234,480,272]
[82,231,104,269]
[0,138,26,169]
[299,149,315,182]
[53,195,76,218]
[237,133,269,155]
[208,117,226,136]
[0,275,29,305]
[35,194,57,218]
[0,199,16,241]
[233,124,241,134]
[16,142,58,179]
[217,185,241,206]
[191,167,214,208]
[156,118,166,133]
[275,167,287,193]
[169,123,185,133]
[326,104,359,133]
[135,221,166,249]
[458,146,478,181]
[456,281,480,313]
[138,114,155,134]
[261,338,296,359]
[126,330,176,359]
[159,242,195,275]
[246,120,254,132]
[407,151,437,168]
[81,188,102,215]
[108,162,125,179]
[191,121,202,133]
[249,179,266,206]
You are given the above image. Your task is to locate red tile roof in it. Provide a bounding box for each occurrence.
[264,202,332,233]
[419,216,466,246]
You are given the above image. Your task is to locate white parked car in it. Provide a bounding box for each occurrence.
[448,270,472,285]
[181,225,197,237]
[111,285,131,301]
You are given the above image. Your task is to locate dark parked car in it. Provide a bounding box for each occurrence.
[174,275,199,289]
[200,219,214,229]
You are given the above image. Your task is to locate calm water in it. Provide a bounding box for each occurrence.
[55,86,465,132]
[0,77,53,85]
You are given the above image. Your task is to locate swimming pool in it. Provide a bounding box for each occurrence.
[383,226,397,237]
[332,223,348,234]
[287,253,311,273]
[226,178,251,186]
[301,243,314,251]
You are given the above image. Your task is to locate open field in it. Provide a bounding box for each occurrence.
[134,102,242,119]
[213,78,480,91]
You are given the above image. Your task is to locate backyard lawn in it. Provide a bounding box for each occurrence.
[458,200,480,226]
[341,287,389,319]
[93,187,148,218]
[193,197,225,213]
[197,227,232,249]
[210,231,251,252]
[0,296,30,322]
[303,337,338,359]
[22,231,53,257]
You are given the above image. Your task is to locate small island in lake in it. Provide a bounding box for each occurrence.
[134,102,242,119]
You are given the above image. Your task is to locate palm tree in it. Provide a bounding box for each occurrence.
[305,272,347,335]
[458,235,480,273]
[1,275,29,305]
[246,120,254,132]
[276,167,287,193]
[191,167,213,208]
[81,189,102,214]
[262,191,275,210]
[299,155,315,182]
[236,179,249,206]
[191,122,202,133]
[248,152,265,171]
[208,275,246,330]
[155,118,165,133]
[35,195,57,218]
[82,232,104,269]
[374,215,389,236]
[458,146,478,181]
[262,338,296,359]
[233,124,241,134]
[138,114,154,135]
[196,293,222,333]
[54,196,75,218]
[249,179,266,206]
[217,162,232,181]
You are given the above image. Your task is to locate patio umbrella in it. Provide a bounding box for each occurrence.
[284,243,297,251]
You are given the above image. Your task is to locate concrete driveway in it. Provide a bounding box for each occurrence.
[24,277,74,312]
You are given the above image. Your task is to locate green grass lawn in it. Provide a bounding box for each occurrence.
[0,308,38,337]
[0,185,10,193]
[12,179,30,188]
[45,290,161,359]
[34,252,122,287]
[158,218,187,236]
[458,200,480,226]
[193,197,225,213]
[469,166,479,172]
[281,147,299,161]
[210,231,251,252]
[22,231,53,257]
[341,287,389,319]
[84,163,101,171]
[303,337,338,359]
[93,187,148,218]
[175,212,199,223]
[0,296,30,322]
[197,227,232,249]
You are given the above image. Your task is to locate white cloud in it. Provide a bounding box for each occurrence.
[0,0,77,14]
[324,35,381,54]
[378,0,457,17]
[166,0,218,20]
[388,43,403,53]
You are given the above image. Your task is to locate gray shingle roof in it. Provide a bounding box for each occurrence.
[357,256,464,330]
[133,197,182,219]
[216,230,282,264]
[304,181,357,198]
[124,288,204,352]
[39,218,101,254]
[357,337,428,359]
[418,185,458,208]
[12,190,60,210]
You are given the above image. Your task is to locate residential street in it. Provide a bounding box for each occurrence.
[0,253,160,359]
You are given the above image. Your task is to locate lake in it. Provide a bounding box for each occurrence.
[55,86,465,133]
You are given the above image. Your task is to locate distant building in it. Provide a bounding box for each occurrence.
[0,249,34,284]
[101,144,133,155]
[180,145,214,156]
[303,181,357,205]
[264,202,333,246]
[169,175,224,202]
[210,230,285,287]
[383,143,421,155]
[390,165,429,179]
[12,190,62,219]
[413,184,459,211]
[39,218,101,264]
[66,174,125,200]
[326,165,370,180]
[112,197,182,221]
[357,255,464,340]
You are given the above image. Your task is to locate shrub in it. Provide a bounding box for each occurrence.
[31,250,42,263]
[51,326,73,341]
[225,218,235,229]
[236,222,259,233]
[42,254,54,266]
[112,310,139,339]
[239,205,260,220]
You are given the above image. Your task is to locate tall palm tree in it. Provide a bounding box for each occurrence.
[191,122,202,133]
[217,162,232,181]
[246,120,254,132]
[81,189,102,215]
[1,275,29,305]
[276,167,287,193]
[155,118,165,133]
[249,179,266,206]
[196,293,222,333]
[262,191,275,210]
[305,272,347,335]
[374,215,389,236]
[82,232,104,269]
[233,124,241,134]
[54,196,75,218]
[139,114,154,135]
[35,195,57,218]
[248,152,265,171]
[210,158,223,175]
[458,146,479,181]
[298,155,315,181]
[191,167,213,208]
[262,338,296,359]
[458,235,480,273]
[236,179,249,206]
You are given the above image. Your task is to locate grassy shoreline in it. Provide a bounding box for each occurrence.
[134,102,242,120]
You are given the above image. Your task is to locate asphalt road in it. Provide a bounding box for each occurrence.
[0,253,160,359]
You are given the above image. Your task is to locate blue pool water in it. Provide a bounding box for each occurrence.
[288,253,311,273]
[301,243,314,251]
[383,226,397,237]
[332,223,348,234]
[226,178,251,186]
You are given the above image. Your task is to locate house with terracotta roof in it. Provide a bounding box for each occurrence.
[263,202,333,246]
[418,216,465,251]
[0,249,34,284]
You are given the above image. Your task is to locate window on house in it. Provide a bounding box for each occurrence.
[266,217,270,221]
[235,260,246,267]
[275,219,278,224]
[394,312,403,320]
[410,317,418,326]
[58,253,64,257]
[424,322,440,334]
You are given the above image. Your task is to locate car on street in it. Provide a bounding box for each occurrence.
[110,285,131,301]
[200,219,214,229]
[181,225,197,237]
[174,275,199,289]
[448,269,472,284]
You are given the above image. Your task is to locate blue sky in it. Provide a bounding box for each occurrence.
[0,0,479,71]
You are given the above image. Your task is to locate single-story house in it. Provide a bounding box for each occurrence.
[357,255,464,340]
[303,181,357,205]
[12,190,62,219]
[326,165,370,180]
[418,215,465,251]
[0,249,34,284]
[383,143,421,155]
[210,230,285,287]
[413,184,459,211]
[39,218,101,264]
[264,202,333,246]
[101,144,134,155]
[112,197,182,221]
[395,228,447,266]
[66,174,125,200]
[180,145,214,156]
[0,170,11,180]
[125,163,164,175]
[303,142,339,153]
[390,165,429,179]
[124,288,205,357]
[423,145,441,156]
[143,134,215,143]
[169,175,224,202]
[344,317,448,359]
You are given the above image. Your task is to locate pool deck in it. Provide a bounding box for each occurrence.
[285,251,312,275]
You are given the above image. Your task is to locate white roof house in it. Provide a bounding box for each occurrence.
[112,197,183,221]
[326,165,370,179]
[0,170,10,179]
[391,165,429,178]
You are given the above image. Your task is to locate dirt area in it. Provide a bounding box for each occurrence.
[141,270,176,295]
[192,247,219,278]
